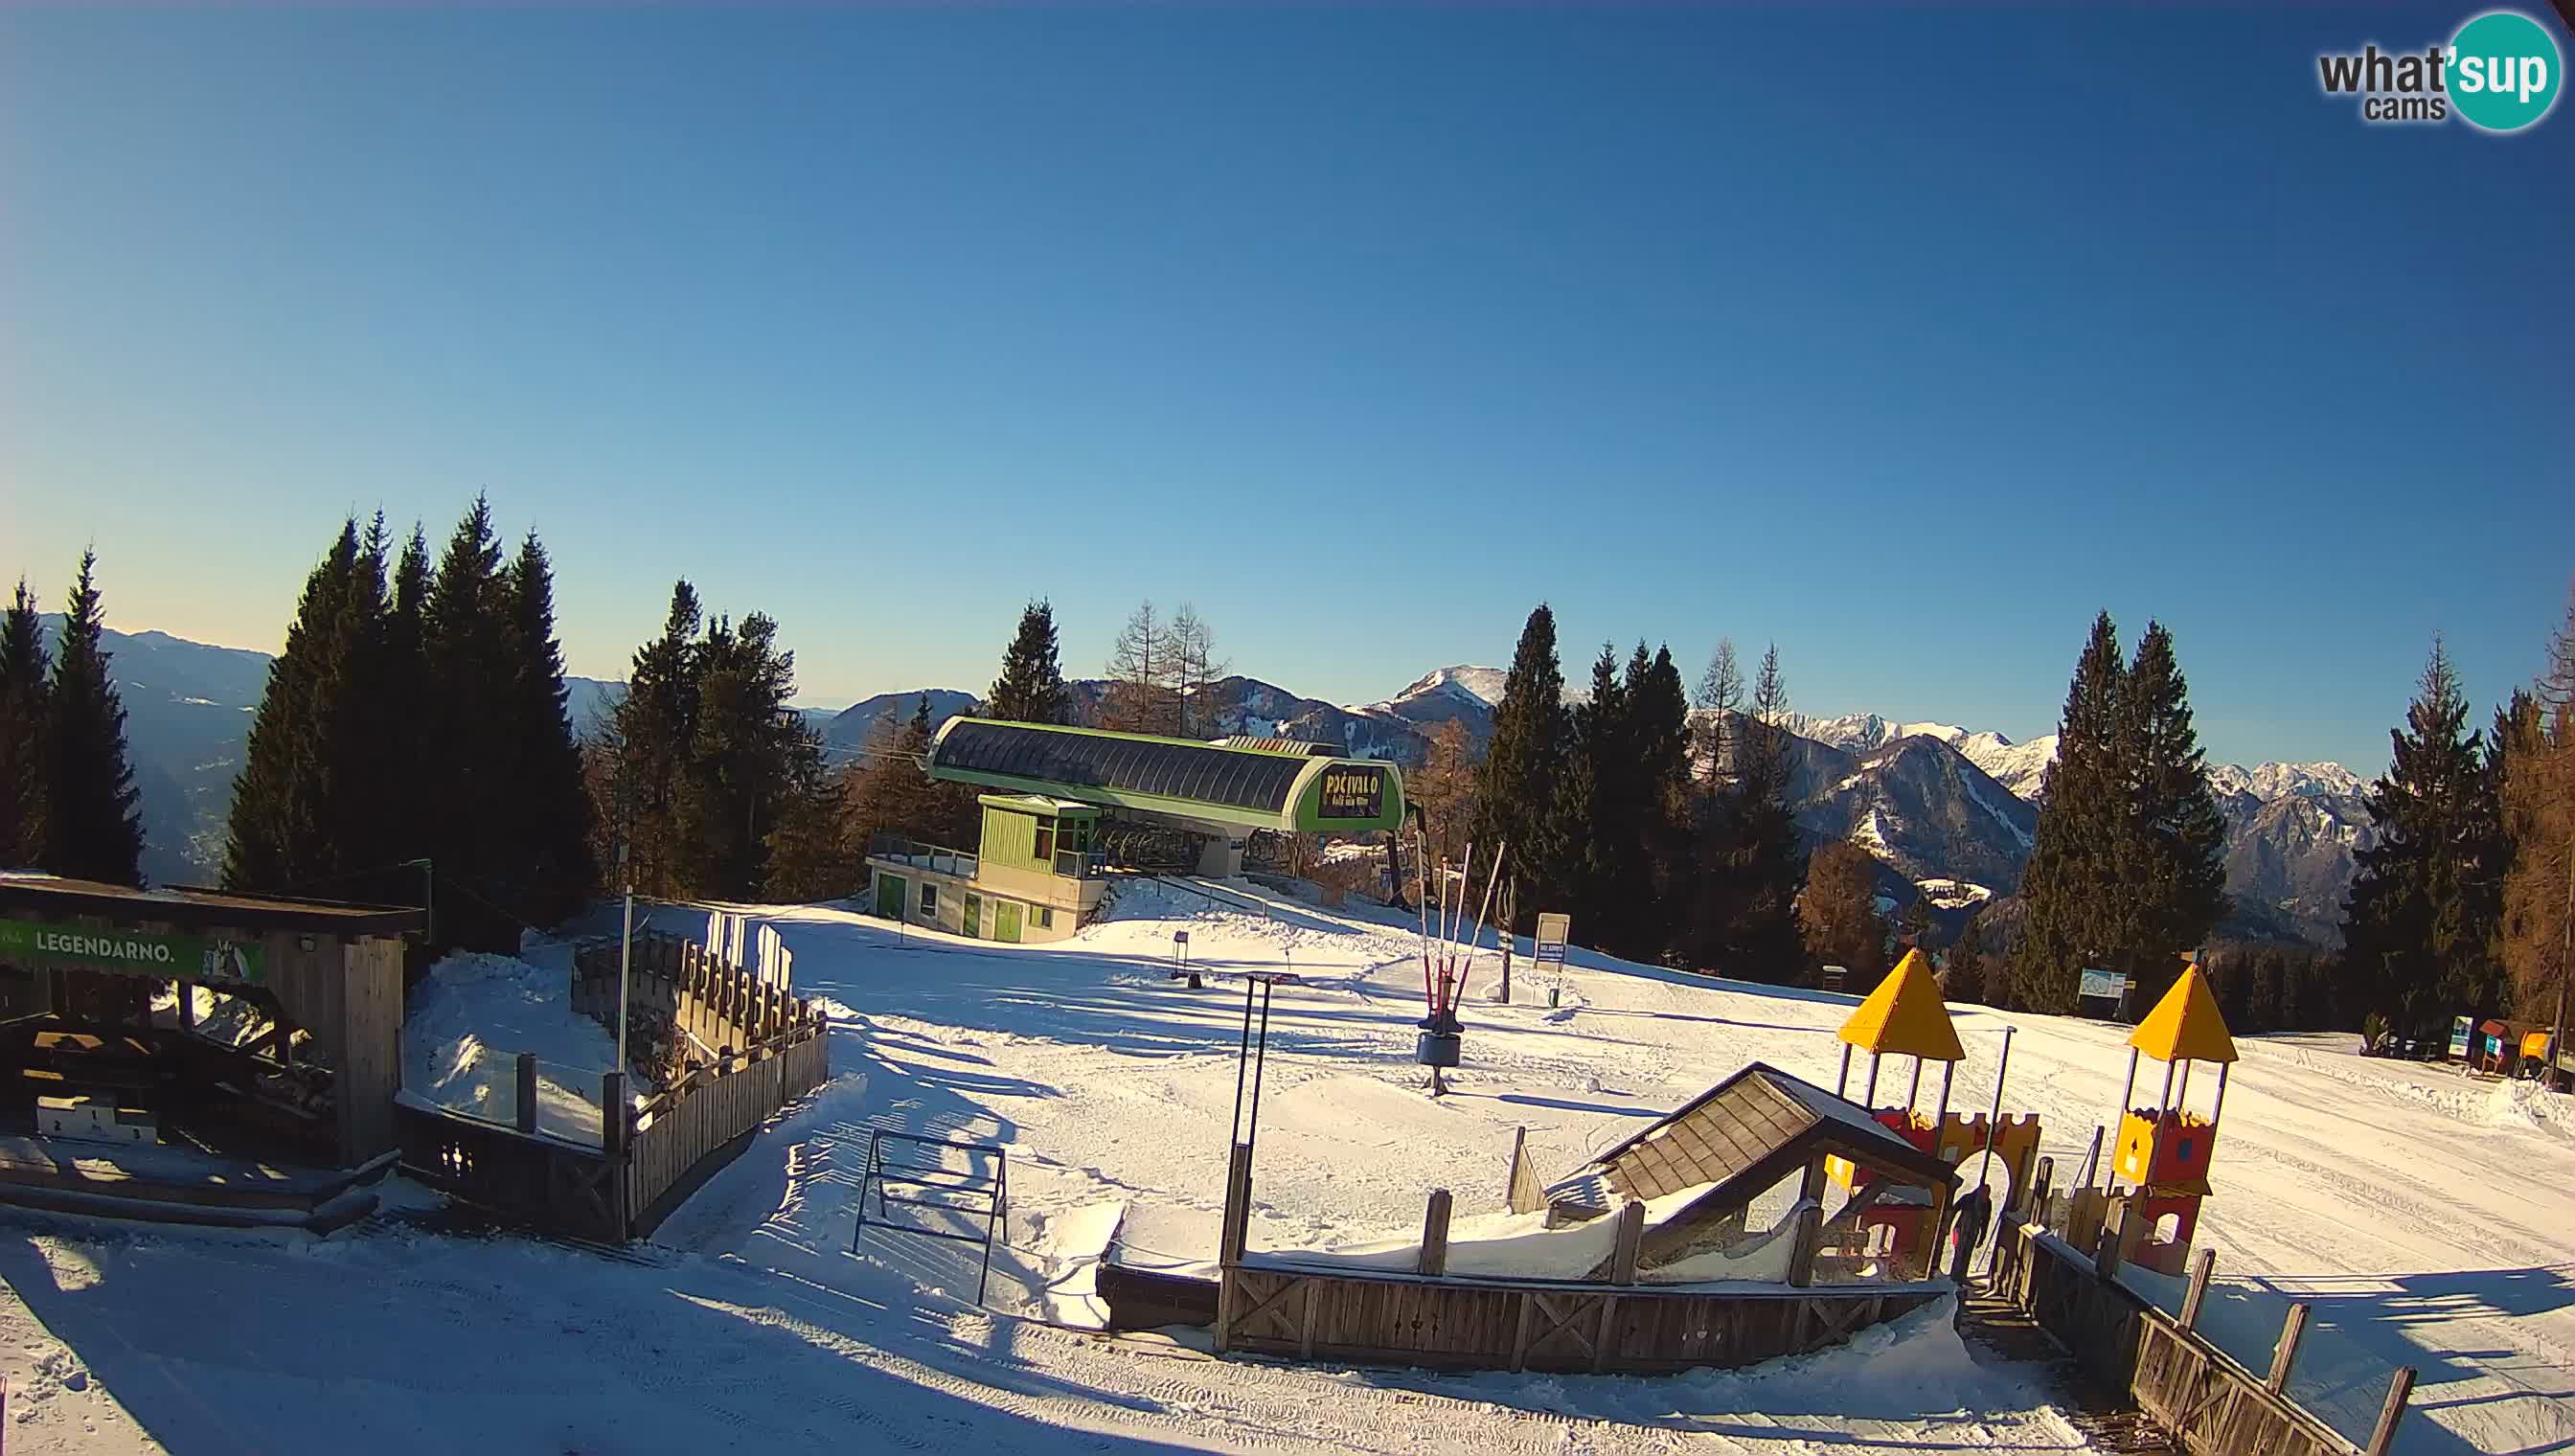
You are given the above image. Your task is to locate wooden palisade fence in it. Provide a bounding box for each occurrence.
[398,931,830,1243]
[1216,1190,1945,1375]
[1989,1208,2416,1456]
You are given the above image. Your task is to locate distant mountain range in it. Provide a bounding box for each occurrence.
[36,626,2375,946]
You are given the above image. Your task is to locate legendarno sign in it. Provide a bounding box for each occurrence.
[0,918,264,985]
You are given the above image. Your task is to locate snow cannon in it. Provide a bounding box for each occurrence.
[2108,963,2237,1276]
[1827,949,1968,1273]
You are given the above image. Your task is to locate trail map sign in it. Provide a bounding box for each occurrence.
[0,918,264,985]
[2449,1015,2474,1059]
[2077,967,2129,1001]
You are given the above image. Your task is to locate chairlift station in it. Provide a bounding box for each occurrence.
[865,719,1406,943]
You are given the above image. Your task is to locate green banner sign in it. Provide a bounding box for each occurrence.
[0,918,264,985]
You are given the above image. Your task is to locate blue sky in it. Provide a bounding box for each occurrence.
[4,5,2568,773]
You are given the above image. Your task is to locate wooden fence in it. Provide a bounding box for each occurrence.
[400,930,831,1243]
[1217,1261,1943,1374]
[1990,1215,2415,1456]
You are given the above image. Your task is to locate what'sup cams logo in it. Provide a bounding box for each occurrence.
[2317,9,2563,130]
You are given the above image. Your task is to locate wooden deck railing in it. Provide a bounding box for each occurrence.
[1990,1214,2416,1456]
[402,930,831,1243]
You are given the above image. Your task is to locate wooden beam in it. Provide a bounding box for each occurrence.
[1509,1290,1535,1373]
[515,1052,539,1136]
[1591,1293,1619,1375]
[1419,1189,1453,1276]
[2267,1302,2312,1393]
[1608,1200,1645,1285]
[2179,1247,2217,1330]
[2364,1366,2418,1456]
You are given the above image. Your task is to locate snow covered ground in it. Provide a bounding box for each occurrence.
[1,882,2568,1454]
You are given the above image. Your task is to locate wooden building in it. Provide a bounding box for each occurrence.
[0,876,421,1190]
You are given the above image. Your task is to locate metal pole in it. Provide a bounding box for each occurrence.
[1229,977,1256,1143]
[1247,983,1274,1145]
[1862,1054,1881,1107]
[1836,1042,1854,1097]
[1905,1056,1925,1113]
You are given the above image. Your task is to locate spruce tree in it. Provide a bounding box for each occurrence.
[988,600,1070,724]
[225,520,366,893]
[421,496,524,944]
[42,551,145,885]
[1550,645,1627,944]
[0,580,50,867]
[2114,622,2229,1006]
[1627,644,1694,963]
[1946,910,1989,1005]
[2339,640,2506,1035]
[382,524,433,861]
[501,530,597,923]
[611,581,705,898]
[1473,604,1568,932]
[2011,613,2129,1012]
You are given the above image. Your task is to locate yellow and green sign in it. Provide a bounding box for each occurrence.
[0,918,264,985]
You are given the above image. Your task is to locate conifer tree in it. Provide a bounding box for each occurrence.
[420,497,522,943]
[225,520,368,892]
[501,530,597,923]
[1946,910,1989,1005]
[1628,644,1694,963]
[1695,638,1743,785]
[612,580,706,897]
[42,551,145,885]
[2011,613,2129,1012]
[0,580,50,867]
[2340,639,2506,1035]
[1473,604,1568,932]
[2113,622,2230,1007]
[1550,644,1627,943]
[988,600,1071,725]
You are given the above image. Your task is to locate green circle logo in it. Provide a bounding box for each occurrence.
[2450,11,2563,132]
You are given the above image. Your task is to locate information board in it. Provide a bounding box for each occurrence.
[2449,1015,2474,1059]
[0,917,264,985]
[2077,967,2129,1001]
[1534,913,1570,966]
[1315,764,1386,821]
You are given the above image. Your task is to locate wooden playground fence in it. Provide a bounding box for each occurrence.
[1215,1260,1944,1375]
[1989,1214,2416,1456]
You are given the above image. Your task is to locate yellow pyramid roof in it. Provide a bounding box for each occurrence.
[2129,966,2238,1064]
[1837,948,1965,1061]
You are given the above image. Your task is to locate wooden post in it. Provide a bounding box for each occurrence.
[600,1069,630,1238]
[2267,1302,2313,1393]
[1787,1157,1829,1287]
[2364,1366,2418,1456]
[2031,1155,2054,1222]
[2179,1247,2217,1330]
[1608,1199,1646,1285]
[1220,1143,1253,1264]
[175,979,195,1031]
[515,1052,538,1136]
[2091,1207,2123,1283]
[1419,1189,1453,1276]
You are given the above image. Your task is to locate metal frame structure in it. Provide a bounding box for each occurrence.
[850,1126,1013,1305]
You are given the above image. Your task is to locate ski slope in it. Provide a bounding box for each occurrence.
[2,882,2568,1454]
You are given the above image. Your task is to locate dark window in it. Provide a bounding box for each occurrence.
[1034,905,1053,929]
[1034,818,1055,863]
[920,883,938,918]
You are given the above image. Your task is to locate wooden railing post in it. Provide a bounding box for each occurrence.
[2030,1156,2054,1223]
[1609,1199,1646,1286]
[514,1052,538,1136]
[1418,1189,1453,1277]
[2179,1247,2217,1330]
[2364,1366,2417,1456]
[2267,1302,2312,1393]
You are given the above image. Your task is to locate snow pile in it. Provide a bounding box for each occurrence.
[401,947,632,1145]
[2483,1077,2575,1140]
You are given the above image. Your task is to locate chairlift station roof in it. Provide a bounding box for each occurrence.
[928,718,1405,834]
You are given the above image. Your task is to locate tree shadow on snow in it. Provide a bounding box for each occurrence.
[0,1215,1225,1455]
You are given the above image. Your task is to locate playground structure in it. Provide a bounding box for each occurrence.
[2105,962,2235,1276]
[1827,948,2042,1277]
[864,719,1406,944]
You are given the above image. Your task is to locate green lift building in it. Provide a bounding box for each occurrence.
[864,718,1406,944]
